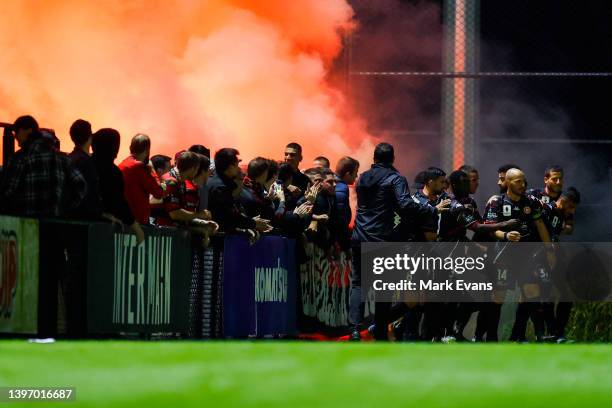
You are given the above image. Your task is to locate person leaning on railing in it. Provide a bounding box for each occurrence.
[91,128,145,244]
[152,151,218,247]
[207,148,271,239]
[118,134,167,225]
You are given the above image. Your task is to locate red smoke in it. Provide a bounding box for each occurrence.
[0,0,376,166]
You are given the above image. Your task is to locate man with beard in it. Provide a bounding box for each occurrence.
[527,165,563,204]
[400,167,447,341]
[484,168,553,342]
[497,164,521,194]
[411,167,447,242]
[525,165,563,339]
[527,165,574,237]
[474,164,521,340]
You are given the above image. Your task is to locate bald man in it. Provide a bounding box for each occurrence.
[119,133,166,224]
[479,168,553,342]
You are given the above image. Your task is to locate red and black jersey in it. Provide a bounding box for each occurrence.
[118,155,165,225]
[184,179,200,213]
[152,168,187,226]
[484,193,543,242]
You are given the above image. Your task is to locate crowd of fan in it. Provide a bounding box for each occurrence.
[0,115,360,253]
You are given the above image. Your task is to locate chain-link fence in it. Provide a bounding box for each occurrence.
[342,0,612,242]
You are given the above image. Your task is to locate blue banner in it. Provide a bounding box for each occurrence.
[223,235,296,337]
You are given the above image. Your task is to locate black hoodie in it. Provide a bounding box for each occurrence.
[352,163,436,242]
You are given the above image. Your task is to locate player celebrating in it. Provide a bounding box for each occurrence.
[485,168,552,342]
[438,170,518,341]
[541,186,581,342]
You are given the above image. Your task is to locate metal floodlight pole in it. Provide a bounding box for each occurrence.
[442,0,480,172]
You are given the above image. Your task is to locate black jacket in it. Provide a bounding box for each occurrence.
[93,156,134,226]
[69,149,103,220]
[208,174,256,232]
[352,163,436,242]
[291,168,310,195]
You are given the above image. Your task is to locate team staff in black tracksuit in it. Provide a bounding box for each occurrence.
[349,143,450,341]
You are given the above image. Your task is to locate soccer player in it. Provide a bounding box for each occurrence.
[527,164,575,234]
[497,163,521,194]
[408,167,448,242]
[526,165,563,338]
[473,164,523,341]
[540,186,581,342]
[484,168,552,342]
[458,165,483,226]
[438,170,518,341]
[399,167,449,341]
[434,170,480,341]
[459,164,480,194]
[527,165,563,204]
[438,169,479,228]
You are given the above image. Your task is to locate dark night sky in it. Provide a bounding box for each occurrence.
[480,0,612,141]
[347,0,612,142]
[345,0,612,239]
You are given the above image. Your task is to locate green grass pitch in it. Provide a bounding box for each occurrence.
[1,341,611,407]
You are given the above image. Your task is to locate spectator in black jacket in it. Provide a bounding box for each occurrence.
[68,119,103,220]
[240,157,275,220]
[283,142,310,197]
[91,128,144,243]
[302,168,339,251]
[208,148,270,233]
[267,163,312,238]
